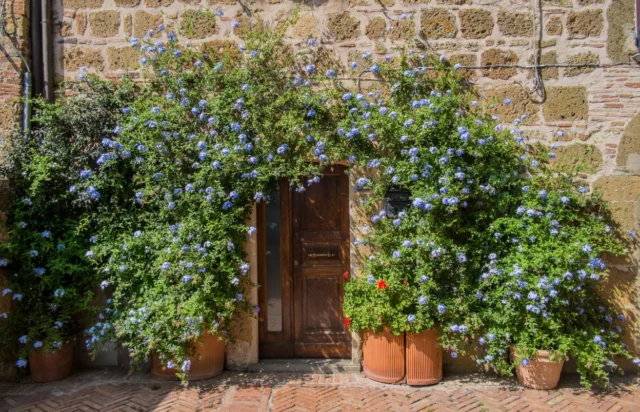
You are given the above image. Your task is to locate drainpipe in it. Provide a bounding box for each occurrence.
[30,0,42,96]
[22,72,31,132]
[41,0,53,102]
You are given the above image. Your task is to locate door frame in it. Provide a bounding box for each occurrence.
[257,167,351,359]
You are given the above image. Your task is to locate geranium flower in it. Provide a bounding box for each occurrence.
[377,280,387,290]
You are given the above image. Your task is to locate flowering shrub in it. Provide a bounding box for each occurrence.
[0,17,636,387]
[0,79,135,366]
[475,173,632,387]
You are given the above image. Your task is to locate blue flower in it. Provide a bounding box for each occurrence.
[326,69,336,78]
[15,359,27,368]
[342,93,353,101]
[392,250,402,259]
[407,314,416,323]
[33,341,43,348]
[437,304,446,314]
[418,296,428,305]
[306,64,315,73]
[222,201,233,210]
[277,144,288,154]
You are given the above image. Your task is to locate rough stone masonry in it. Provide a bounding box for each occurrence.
[1,0,640,373]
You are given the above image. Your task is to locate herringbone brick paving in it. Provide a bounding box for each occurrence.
[0,369,638,412]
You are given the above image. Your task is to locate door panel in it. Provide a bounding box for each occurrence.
[258,166,351,359]
[293,167,351,358]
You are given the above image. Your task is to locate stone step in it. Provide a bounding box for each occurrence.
[247,359,361,374]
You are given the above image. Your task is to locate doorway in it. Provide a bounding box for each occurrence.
[258,166,351,358]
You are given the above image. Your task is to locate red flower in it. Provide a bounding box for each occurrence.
[343,271,349,280]
[377,280,387,290]
[403,280,408,285]
[344,317,351,327]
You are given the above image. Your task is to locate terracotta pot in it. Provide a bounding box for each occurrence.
[28,342,73,383]
[363,327,405,384]
[515,350,565,390]
[406,329,442,386]
[152,332,225,381]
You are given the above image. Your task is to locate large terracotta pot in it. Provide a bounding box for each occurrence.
[28,342,74,383]
[363,327,405,384]
[152,332,225,381]
[514,350,565,390]
[406,329,442,385]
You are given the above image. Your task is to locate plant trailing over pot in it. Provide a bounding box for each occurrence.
[0,79,135,379]
[474,170,635,388]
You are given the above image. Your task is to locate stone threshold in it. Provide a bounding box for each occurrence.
[247,358,361,374]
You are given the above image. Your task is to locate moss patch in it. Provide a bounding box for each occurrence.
[420,9,457,39]
[327,12,360,41]
[606,0,635,62]
[549,144,602,174]
[459,9,493,39]
[497,10,533,37]
[481,49,518,80]
[179,9,216,39]
[566,10,603,39]
[543,86,588,121]
[564,52,599,77]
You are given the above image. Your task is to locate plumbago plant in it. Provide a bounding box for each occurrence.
[341,56,532,353]
[0,79,135,366]
[75,22,360,378]
[474,171,635,387]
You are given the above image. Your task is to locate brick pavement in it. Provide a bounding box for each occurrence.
[0,369,639,411]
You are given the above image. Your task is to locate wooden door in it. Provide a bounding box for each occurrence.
[291,167,351,358]
[258,167,351,359]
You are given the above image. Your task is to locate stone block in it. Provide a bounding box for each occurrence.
[63,0,104,8]
[606,0,635,63]
[60,47,104,71]
[546,16,562,36]
[480,49,518,80]
[449,53,477,79]
[564,51,599,77]
[133,10,163,38]
[617,114,640,173]
[179,9,216,39]
[0,100,17,132]
[389,18,415,41]
[76,12,87,35]
[292,15,319,40]
[124,13,132,36]
[114,0,141,5]
[593,175,640,202]
[549,144,602,174]
[543,86,588,121]
[459,9,493,39]
[89,10,120,38]
[486,85,539,125]
[327,12,360,41]
[420,9,457,39]
[60,21,73,37]
[528,50,558,80]
[497,10,533,37]
[145,0,174,6]
[566,10,603,39]
[107,47,139,70]
[366,17,386,40]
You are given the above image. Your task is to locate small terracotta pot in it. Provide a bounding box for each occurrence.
[514,350,565,390]
[28,342,73,383]
[152,332,225,381]
[363,326,405,384]
[406,329,442,386]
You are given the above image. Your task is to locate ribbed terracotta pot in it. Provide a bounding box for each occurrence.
[363,327,405,384]
[515,350,565,390]
[152,332,225,381]
[406,329,442,386]
[28,342,73,383]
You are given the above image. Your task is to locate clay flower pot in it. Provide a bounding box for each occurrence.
[152,331,225,381]
[406,329,442,385]
[363,326,405,384]
[515,350,565,390]
[28,342,73,383]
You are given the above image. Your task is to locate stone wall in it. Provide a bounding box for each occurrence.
[1,0,639,371]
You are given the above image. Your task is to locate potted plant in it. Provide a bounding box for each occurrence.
[476,173,633,389]
[342,54,532,385]
[0,79,132,381]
